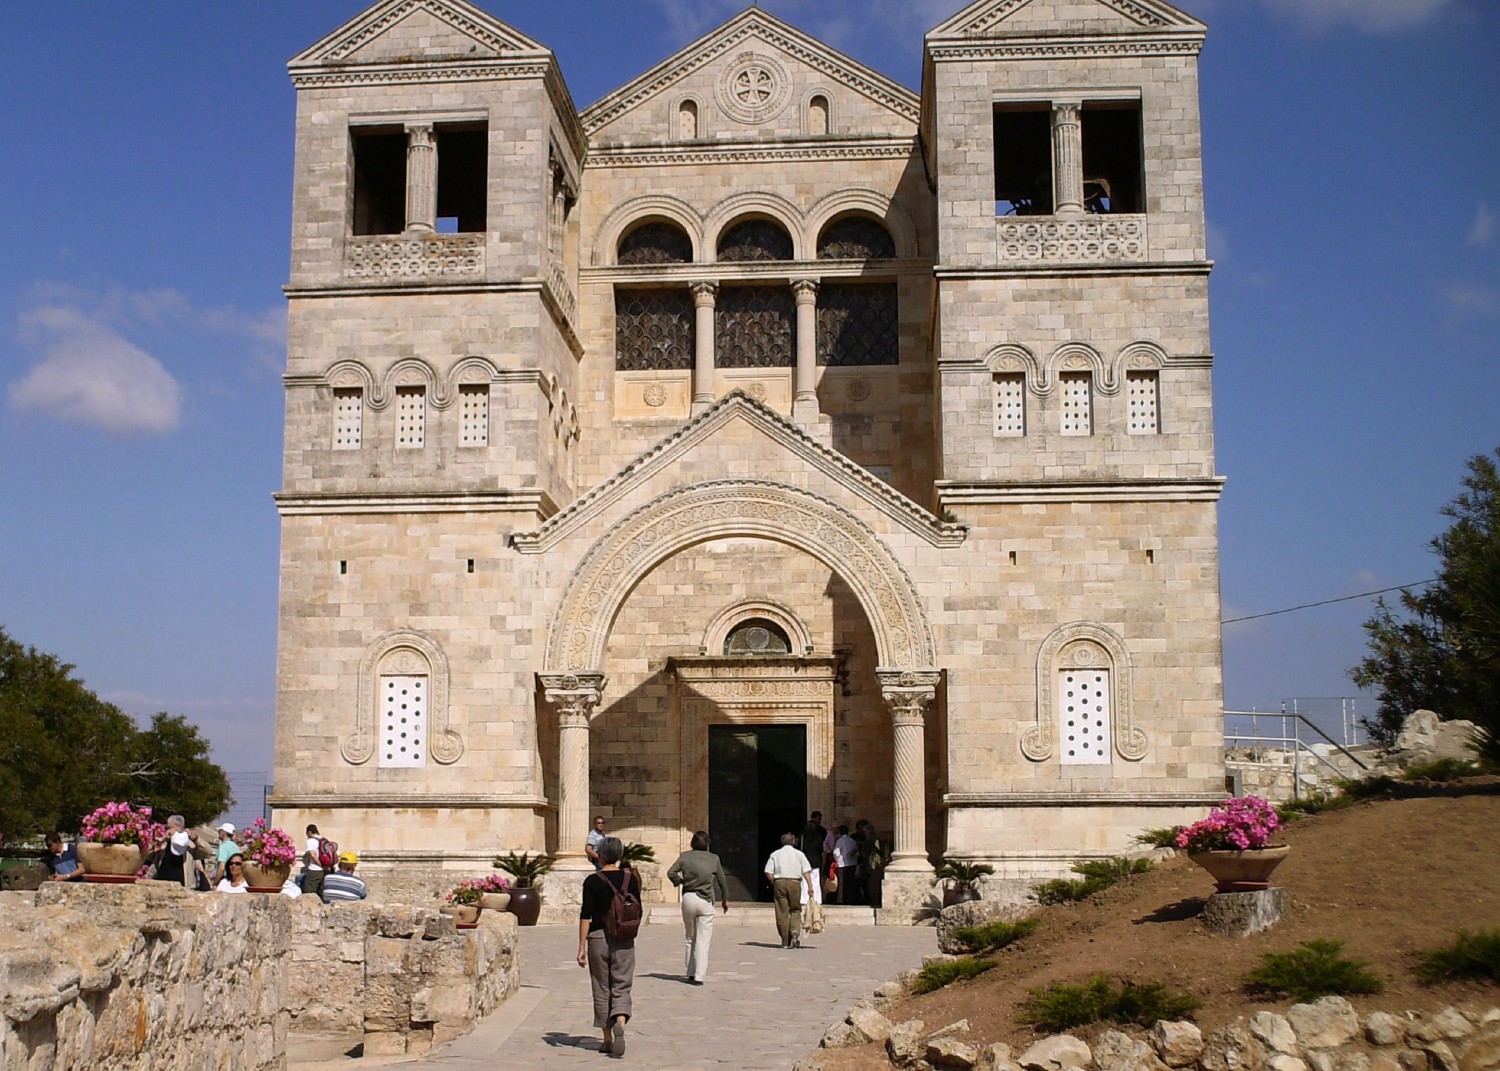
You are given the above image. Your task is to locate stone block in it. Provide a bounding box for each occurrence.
[1289,998,1361,1050]
[1021,1034,1094,1071]
[1202,888,1287,937]
[1151,1021,1204,1068]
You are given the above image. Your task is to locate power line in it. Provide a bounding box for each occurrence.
[1221,579,1437,625]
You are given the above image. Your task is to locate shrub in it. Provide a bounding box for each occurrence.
[1023,976,1199,1031]
[1416,929,1500,984]
[1133,826,1184,850]
[620,842,656,864]
[1401,757,1483,782]
[912,957,997,994]
[951,916,1040,953]
[1030,856,1151,905]
[1032,877,1106,905]
[1073,856,1154,882]
[1245,940,1383,1001]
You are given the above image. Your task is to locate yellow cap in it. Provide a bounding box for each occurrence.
[338,851,358,865]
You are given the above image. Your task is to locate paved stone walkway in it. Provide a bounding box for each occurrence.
[304,919,935,1070]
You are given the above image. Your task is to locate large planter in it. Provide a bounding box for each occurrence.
[480,892,511,913]
[942,882,981,908]
[507,885,543,926]
[77,842,143,883]
[241,861,292,893]
[1188,844,1290,893]
[440,903,482,927]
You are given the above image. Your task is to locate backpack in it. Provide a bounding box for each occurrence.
[603,871,642,941]
[315,836,340,869]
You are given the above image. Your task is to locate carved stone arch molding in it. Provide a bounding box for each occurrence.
[1049,343,1116,396]
[704,192,806,263]
[376,357,440,410]
[703,599,814,656]
[805,187,918,261]
[440,355,500,409]
[544,480,937,674]
[593,195,704,267]
[343,629,463,766]
[324,360,380,407]
[1023,621,1147,763]
[984,343,1044,394]
[1111,340,1170,387]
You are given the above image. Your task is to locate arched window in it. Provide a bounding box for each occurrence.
[717,218,794,262]
[808,95,829,136]
[618,220,693,266]
[724,618,793,656]
[679,100,699,140]
[816,215,896,260]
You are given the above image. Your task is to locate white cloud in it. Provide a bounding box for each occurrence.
[8,305,183,434]
[1469,203,1495,246]
[1258,0,1456,34]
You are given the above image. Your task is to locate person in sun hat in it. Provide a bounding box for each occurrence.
[213,822,238,884]
[320,850,367,903]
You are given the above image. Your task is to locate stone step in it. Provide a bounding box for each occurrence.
[646,903,876,927]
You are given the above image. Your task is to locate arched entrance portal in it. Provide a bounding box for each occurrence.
[538,481,940,909]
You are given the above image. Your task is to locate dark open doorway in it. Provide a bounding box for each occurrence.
[707,724,807,901]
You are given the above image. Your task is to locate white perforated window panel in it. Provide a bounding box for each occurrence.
[459,385,489,447]
[1058,669,1112,765]
[333,388,363,450]
[995,373,1025,436]
[379,675,428,768]
[1059,372,1092,436]
[396,387,425,449]
[1127,371,1159,435]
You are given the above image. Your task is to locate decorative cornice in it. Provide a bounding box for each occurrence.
[581,10,919,136]
[941,792,1224,808]
[288,0,547,67]
[933,262,1212,280]
[585,138,916,170]
[510,391,966,554]
[291,60,552,90]
[927,37,1202,61]
[579,259,929,285]
[268,793,551,809]
[935,479,1224,505]
[928,0,1204,39]
[285,279,549,299]
[274,489,560,516]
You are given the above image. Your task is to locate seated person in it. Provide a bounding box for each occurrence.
[320,851,368,903]
[43,833,83,882]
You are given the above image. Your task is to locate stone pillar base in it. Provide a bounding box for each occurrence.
[1201,886,1287,937]
[874,870,938,924]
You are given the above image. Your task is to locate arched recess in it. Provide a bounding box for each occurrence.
[806,188,918,260]
[985,343,1043,392]
[325,360,380,407]
[343,629,463,766]
[1048,342,1116,396]
[593,195,704,266]
[380,357,440,406]
[439,355,500,409]
[1111,340,1169,387]
[803,89,835,136]
[543,480,937,674]
[704,192,806,262]
[1022,621,1146,763]
[702,599,814,656]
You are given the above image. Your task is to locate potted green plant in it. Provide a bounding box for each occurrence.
[935,856,995,907]
[1176,796,1288,892]
[621,842,658,901]
[493,851,552,926]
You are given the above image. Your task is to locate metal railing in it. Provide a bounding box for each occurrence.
[1224,709,1371,800]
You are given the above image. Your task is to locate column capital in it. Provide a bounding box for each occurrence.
[1051,101,1081,122]
[691,281,719,305]
[539,672,607,725]
[404,122,435,145]
[791,278,820,303]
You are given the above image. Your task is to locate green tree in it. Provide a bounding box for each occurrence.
[0,627,233,836]
[1351,448,1500,762]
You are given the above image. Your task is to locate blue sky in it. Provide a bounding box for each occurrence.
[1,0,1496,778]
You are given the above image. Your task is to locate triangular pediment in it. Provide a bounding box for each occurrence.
[581,8,919,139]
[511,392,962,554]
[929,0,1205,39]
[289,0,547,68]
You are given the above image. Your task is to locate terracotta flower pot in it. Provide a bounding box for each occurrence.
[507,885,543,926]
[440,903,481,925]
[1188,844,1290,892]
[77,842,143,883]
[480,892,511,913]
[241,861,292,892]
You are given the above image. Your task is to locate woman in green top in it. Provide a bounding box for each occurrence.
[666,830,730,985]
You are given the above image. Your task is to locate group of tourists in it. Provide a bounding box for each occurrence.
[802,811,885,907]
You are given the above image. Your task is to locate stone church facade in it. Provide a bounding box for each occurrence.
[270,0,1225,917]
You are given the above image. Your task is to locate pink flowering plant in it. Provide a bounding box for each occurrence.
[241,818,297,868]
[445,874,510,905]
[1175,795,1282,852]
[80,802,166,848]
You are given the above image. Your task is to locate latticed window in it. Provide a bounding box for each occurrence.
[617,220,693,266]
[396,386,425,448]
[1058,669,1112,765]
[1059,372,1092,436]
[724,618,793,656]
[717,218,793,262]
[995,373,1025,436]
[615,289,694,371]
[1126,371,1159,435]
[816,216,896,260]
[379,675,428,768]
[459,384,489,447]
[816,283,898,366]
[715,287,794,368]
[333,387,363,450]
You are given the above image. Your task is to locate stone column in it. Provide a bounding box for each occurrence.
[539,673,606,864]
[404,124,437,233]
[1051,102,1084,215]
[792,279,820,422]
[878,670,940,872]
[691,282,718,415]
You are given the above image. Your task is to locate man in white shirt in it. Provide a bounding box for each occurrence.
[762,833,815,949]
[832,826,860,905]
[302,823,327,899]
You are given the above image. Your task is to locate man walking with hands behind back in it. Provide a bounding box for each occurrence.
[763,833,815,949]
[667,831,730,985]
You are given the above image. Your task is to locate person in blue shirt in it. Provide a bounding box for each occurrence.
[320,851,368,903]
[43,833,83,882]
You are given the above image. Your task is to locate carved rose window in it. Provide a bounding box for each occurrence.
[724,618,792,656]
[715,286,794,368]
[816,216,896,260]
[817,283,898,366]
[717,219,793,262]
[618,221,693,266]
[615,288,694,371]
